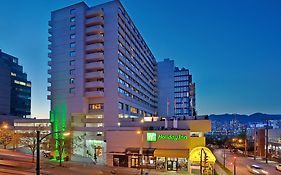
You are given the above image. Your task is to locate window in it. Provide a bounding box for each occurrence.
[70,60,75,66]
[125,104,129,111]
[69,78,74,84]
[70,25,76,30]
[70,17,76,22]
[70,42,75,48]
[70,9,76,14]
[69,88,75,94]
[89,103,104,110]
[70,34,75,39]
[118,102,124,110]
[70,51,76,57]
[69,69,75,75]
[130,107,138,114]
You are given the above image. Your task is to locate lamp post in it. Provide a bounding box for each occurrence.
[36,130,70,175]
[137,129,144,175]
[223,146,226,167]
[233,157,237,175]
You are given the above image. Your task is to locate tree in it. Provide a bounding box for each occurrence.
[21,131,37,162]
[0,122,13,149]
[50,133,71,166]
[10,132,22,150]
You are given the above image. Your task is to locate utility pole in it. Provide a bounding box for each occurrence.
[254,123,257,160]
[244,126,247,156]
[223,146,226,167]
[233,157,237,175]
[265,120,269,164]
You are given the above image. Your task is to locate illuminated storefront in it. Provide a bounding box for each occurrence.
[106,129,214,172]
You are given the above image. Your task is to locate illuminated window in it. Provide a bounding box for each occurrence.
[89,103,104,110]
[130,107,138,114]
[118,102,124,110]
[70,51,76,57]
[70,25,76,30]
[69,78,74,84]
[11,72,16,76]
[70,17,76,22]
[70,42,75,48]
[70,34,75,39]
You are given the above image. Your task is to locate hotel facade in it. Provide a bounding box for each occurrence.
[47,0,213,173]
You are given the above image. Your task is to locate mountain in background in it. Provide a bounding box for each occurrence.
[209,113,281,124]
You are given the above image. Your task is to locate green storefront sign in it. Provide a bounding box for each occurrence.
[146,132,188,142]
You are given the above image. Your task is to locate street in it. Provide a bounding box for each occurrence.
[214,149,281,175]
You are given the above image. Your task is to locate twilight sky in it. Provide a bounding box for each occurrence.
[0,0,281,118]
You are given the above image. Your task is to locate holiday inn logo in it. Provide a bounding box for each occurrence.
[146,132,157,142]
[146,132,188,142]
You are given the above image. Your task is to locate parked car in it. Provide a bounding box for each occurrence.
[247,164,268,175]
[276,164,281,172]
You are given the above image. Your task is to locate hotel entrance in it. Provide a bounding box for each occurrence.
[130,156,139,168]
[167,158,178,171]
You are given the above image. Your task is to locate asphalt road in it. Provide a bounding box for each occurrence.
[214,149,281,175]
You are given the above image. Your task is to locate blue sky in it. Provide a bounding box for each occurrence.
[0,0,280,118]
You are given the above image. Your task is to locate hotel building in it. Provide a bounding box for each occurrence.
[157,58,196,118]
[0,49,31,118]
[47,1,212,173]
[48,0,157,159]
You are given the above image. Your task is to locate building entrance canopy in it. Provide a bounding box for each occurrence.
[189,146,216,164]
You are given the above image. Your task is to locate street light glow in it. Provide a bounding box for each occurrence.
[63,132,71,136]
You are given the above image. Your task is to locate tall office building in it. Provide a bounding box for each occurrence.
[0,49,31,118]
[48,0,157,137]
[157,58,196,118]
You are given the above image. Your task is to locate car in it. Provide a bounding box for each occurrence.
[247,164,268,174]
[276,164,281,171]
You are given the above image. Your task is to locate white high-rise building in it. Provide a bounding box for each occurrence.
[47,0,157,142]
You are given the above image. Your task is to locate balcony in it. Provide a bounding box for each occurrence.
[47,95,51,100]
[85,61,104,70]
[85,91,104,97]
[47,77,51,83]
[47,86,51,91]
[48,21,52,27]
[48,36,52,42]
[85,52,104,62]
[86,16,104,26]
[86,43,104,52]
[86,9,103,18]
[86,34,104,44]
[86,25,104,35]
[85,71,104,79]
[48,44,52,50]
[48,53,52,58]
[48,61,52,66]
[47,69,51,74]
[48,28,52,35]
[85,81,104,88]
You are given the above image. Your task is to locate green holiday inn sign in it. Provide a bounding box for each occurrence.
[146,132,188,142]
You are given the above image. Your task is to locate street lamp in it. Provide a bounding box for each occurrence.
[137,130,144,175]
[36,130,70,175]
[233,157,237,175]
